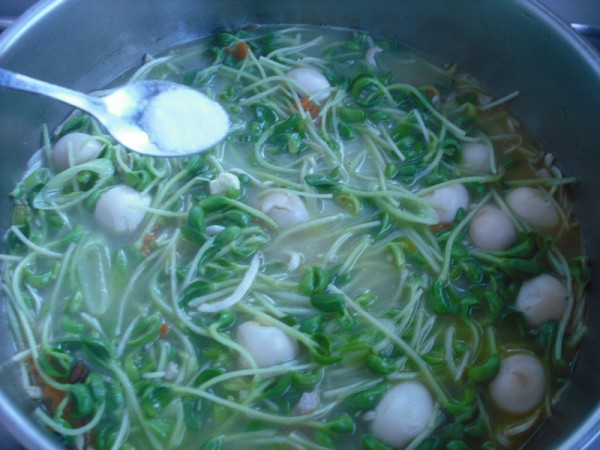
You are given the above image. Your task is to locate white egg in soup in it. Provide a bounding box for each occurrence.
[369,381,434,448]
[287,66,331,101]
[506,186,560,230]
[52,131,104,171]
[489,353,547,415]
[516,273,568,327]
[469,205,517,251]
[424,183,470,224]
[236,320,299,368]
[94,184,151,235]
[460,141,493,173]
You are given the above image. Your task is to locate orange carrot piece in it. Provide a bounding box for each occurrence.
[309,105,321,118]
[300,97,312,110]
[430,222,453,232]
[160,323,170,337]
[299,97,320,119]
[236,42,250,59]
[227,41,250,60]
[141,225,159,255]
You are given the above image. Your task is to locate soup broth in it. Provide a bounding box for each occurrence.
[1,26,589,450]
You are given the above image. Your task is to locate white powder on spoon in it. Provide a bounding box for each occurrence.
[142,88,229,155]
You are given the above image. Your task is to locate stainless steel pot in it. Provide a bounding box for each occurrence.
[0,0,599,448]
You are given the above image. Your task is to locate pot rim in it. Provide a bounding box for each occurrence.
[0,1,599,449]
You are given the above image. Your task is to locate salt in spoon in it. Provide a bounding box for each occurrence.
[0,68,230,157]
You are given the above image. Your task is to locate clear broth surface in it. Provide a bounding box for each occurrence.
[1,26,588,450]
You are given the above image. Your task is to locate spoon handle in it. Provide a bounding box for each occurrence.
[0,68,101,112]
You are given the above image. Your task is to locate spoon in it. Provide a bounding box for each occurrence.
[0,68,230,157]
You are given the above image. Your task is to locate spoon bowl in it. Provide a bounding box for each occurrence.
[0,68,230,157]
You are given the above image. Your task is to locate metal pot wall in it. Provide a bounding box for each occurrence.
[0,0,599,448]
